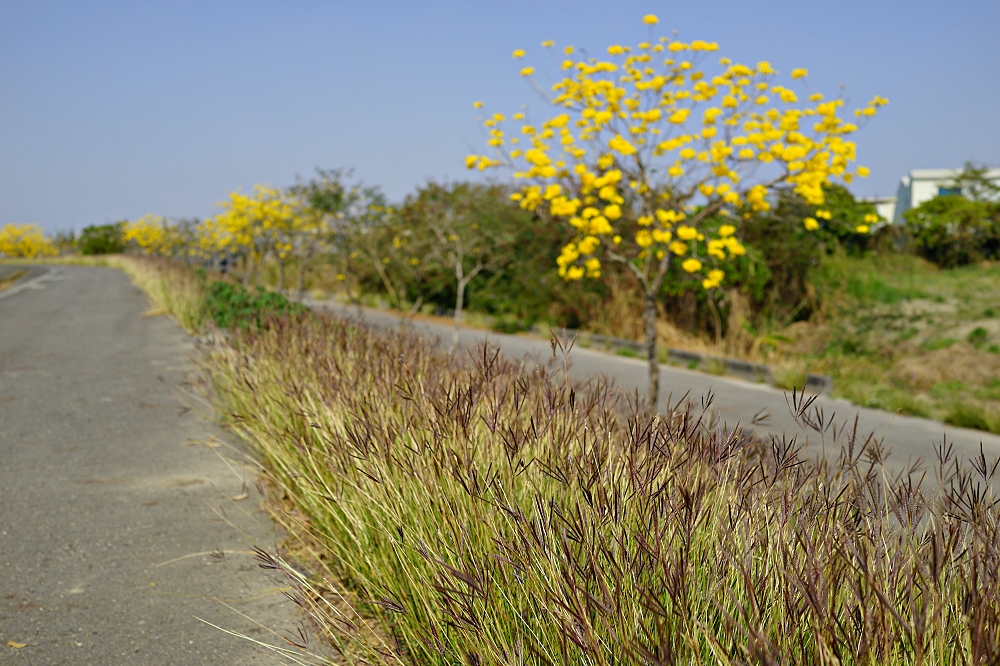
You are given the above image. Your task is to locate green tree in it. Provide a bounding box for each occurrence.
[78,223,124,255]
[948,161,1000,202]
[905,195,1000,268]
[287,169,355,301]
[402,182,515,347]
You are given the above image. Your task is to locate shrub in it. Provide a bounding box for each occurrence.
[204,281,305,331]
[78,223,125,255]
[968,326,990,347]
[945,401,1000,434]
[905,195,1000,268]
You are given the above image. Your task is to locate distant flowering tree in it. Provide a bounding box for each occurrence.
[202,185,295,287]
[123,214,183,257]
[467,14,886,406]
[0,223,58,258]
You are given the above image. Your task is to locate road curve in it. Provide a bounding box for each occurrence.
[307,299,1000,476]
[1,265,296,664]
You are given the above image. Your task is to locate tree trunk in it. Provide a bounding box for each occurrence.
[371,258,400,310]
[706,293,723,348]
[294,248,311,302]
[452,277,465,350]
[242,252,255,287]
[644,288,660,412]
[408,294,423,316]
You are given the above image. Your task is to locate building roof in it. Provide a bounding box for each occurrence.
[909,168,1000,180]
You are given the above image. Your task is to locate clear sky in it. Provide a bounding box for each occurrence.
[2,0,998,233]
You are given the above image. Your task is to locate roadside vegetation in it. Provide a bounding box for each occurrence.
[41,251,994,664]
[7,166,999,433]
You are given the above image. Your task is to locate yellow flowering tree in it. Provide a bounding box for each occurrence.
[468,14,886,405]
[0,223,58,258]
[122,214,184,257]
[206,185,295,288]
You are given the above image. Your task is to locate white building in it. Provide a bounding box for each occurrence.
[891,168,1000,224]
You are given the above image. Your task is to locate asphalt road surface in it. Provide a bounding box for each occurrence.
[307,298,1000,476]
[1,265,297,664]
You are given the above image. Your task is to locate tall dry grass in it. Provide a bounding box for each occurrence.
[201,311,1000,665]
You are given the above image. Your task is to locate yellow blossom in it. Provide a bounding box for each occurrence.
[669,240,688,255]
[608,134,637,155]
[652,229,672,243]
[676,225,698,240]
[668,109,691,124]
[682,258,703,272]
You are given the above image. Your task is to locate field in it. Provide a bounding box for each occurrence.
[779,254,1000,432]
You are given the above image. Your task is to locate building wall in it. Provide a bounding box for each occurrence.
[892,168,1000,224]
[874,199,897,223]
[893,178,913,224]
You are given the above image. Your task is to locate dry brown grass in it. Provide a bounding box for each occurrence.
[891,344,1000,391]
[0,268,27,292]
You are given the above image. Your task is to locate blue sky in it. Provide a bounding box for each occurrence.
[1,0,998,233]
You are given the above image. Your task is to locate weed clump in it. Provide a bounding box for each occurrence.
[202,311,1000,665]
[204,281,305,331]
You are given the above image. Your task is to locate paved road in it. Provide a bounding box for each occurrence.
[1,265,297,664]
[0,265,48,294]
[308,299,1000,475]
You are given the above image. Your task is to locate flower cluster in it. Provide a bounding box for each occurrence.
[467,16,886,290]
